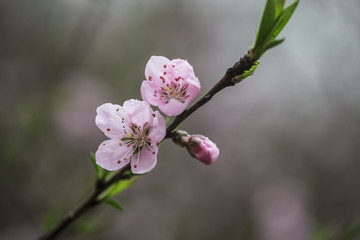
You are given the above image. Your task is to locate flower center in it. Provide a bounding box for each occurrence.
[158,82,189,104]
[116,117,156,168]
[121,121,151,153]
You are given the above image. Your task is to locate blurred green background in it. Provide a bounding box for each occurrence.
[1,0,360,239]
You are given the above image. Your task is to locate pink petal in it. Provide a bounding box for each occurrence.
[185,74,201,91]
[145,56,172,85]
[131,143,158,174]
[171,58,194,80]
[185,75,201,102]
[123,99,152,127]
[148,110,166,142]
[140,80,166,107]
[95,103,128,139]
[159,98,188,116]
[95,139,131,171]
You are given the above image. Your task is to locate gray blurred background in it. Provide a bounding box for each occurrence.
[1,0,360,239]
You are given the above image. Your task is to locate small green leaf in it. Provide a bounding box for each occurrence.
[270,0,299,40]
[262,38,285,52]
[231,61,260,84]
[252,0,299,59]
[254,0,276,49]
[99,177,138,200]
[90,152,102,179]
[240,61,260,81]
[275,0,285,18]
[104,199,124,211]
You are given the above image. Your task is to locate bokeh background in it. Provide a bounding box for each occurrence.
[1,0,360,239]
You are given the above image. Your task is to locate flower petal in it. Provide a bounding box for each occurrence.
[95,103,128,139]
[131,143,158,174]
[123,99,152,127]
[145,56,172,85]
[148,110,166,142]
[184,75,201,102]
[171,58,194,80]
[95,139,131,171]
[159,98,188,116]
[141,80,166,107]
[185,74,201,92]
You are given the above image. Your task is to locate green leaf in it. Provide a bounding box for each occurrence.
[262,38,285,52]
[252,0,299,59]
[99,177,138,200]
[90,152,102,179]
[254,0,276,49]
[240,61,260,81]
[275,0,285,18]
[269,0,299,41]
[104,199,124,211]
[231,61,260,84]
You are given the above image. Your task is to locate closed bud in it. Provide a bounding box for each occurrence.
[187,135,219,165]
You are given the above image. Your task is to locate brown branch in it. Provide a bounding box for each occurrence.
[165,51,257,138]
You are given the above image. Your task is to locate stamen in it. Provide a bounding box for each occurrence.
[118,147,134,162]
[134,147,141,169]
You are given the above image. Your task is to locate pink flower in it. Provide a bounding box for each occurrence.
[95,100,166,174]
[187,135,219,165]
[141,56,201,116]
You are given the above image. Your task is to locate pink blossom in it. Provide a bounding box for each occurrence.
[187,134,219,165]
[95,100,166,174]
[141,56,201,116]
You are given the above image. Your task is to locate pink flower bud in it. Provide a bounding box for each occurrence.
[187,135,219,165]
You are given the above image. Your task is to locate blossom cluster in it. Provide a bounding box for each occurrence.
[95,56,219,174]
